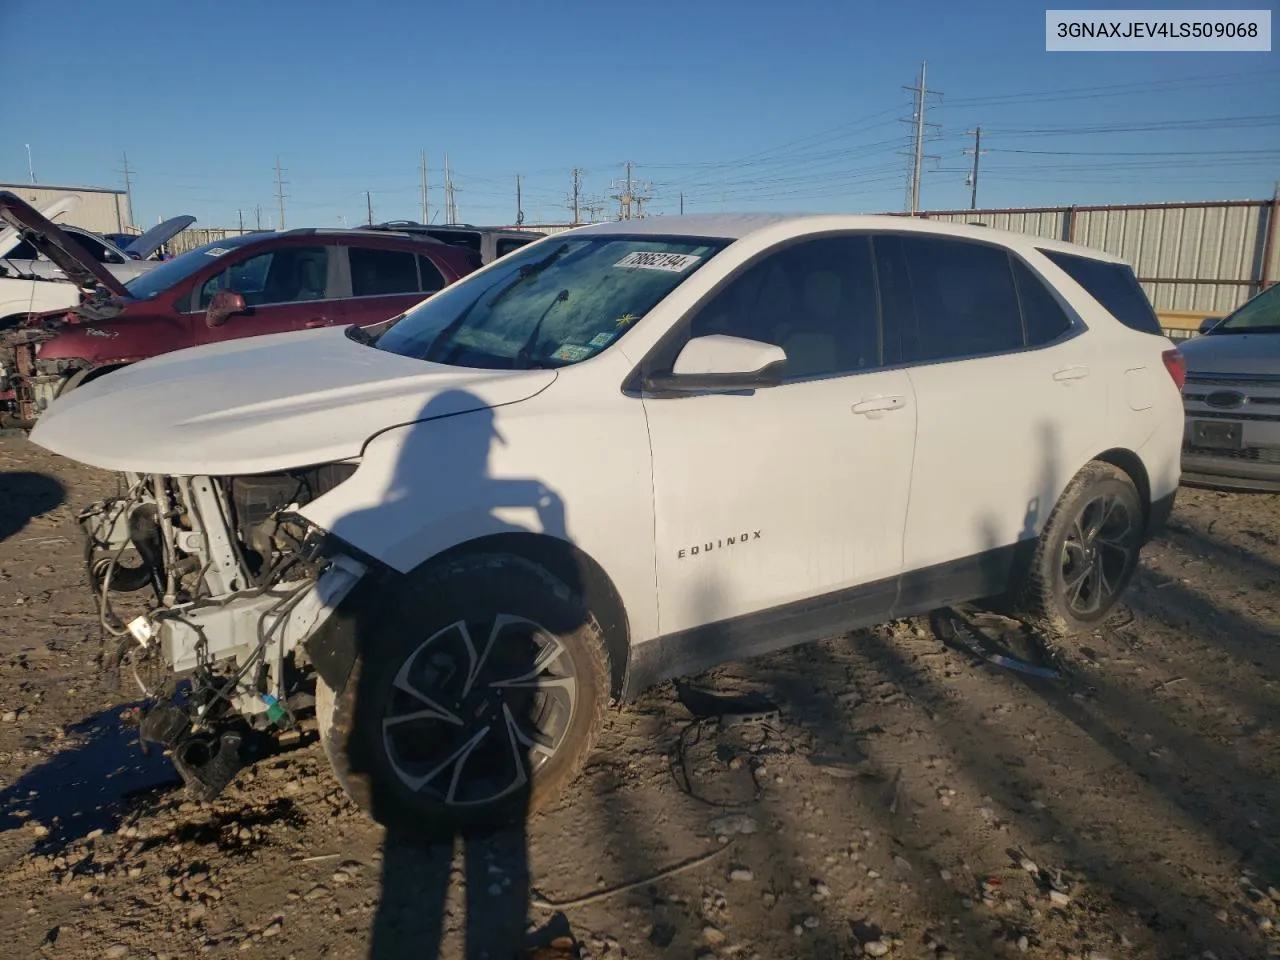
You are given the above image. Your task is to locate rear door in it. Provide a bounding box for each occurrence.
[194,244,339,344]
[338,245,448,326]
[880,233,1106,589]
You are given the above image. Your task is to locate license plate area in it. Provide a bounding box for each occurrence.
[1190,419,1243,450]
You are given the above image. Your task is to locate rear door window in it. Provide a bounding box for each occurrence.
[349,247,419,296]
[1012,257,1074,345]
[496,237,535,258]
[876,234,1025,363]
[1039,249,1162,336]
[417,255,446,292]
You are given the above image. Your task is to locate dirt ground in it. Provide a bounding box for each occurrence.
[0,435,1277,960]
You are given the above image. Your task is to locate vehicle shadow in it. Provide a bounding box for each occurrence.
[0,471,65,544]
[321,388,582,959]
[0,704,178,846]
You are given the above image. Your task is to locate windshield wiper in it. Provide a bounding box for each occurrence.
[487,243,569,308]
[515,289,570,368]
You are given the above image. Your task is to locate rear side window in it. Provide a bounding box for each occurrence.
[349,247,418,296]
[417,255,446,292]
[878,234,1024,362]
[1012,257,1073,345]
[427,229,482,252]
[1040,250,1162,336]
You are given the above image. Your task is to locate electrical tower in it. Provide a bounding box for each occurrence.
[443,154,457,223]
[963,127,986,210]
[274,157,288,230]
[581,197,606,222]
[900,62,943,214]
[610,162,653,220]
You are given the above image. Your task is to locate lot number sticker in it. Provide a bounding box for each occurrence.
[614,251,702,272]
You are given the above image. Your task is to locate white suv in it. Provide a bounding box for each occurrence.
[30,214,1185,836]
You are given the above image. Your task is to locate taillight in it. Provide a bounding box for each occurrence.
[1162,348,1186,391]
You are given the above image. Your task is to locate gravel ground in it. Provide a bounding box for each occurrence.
[0,435,1277,960]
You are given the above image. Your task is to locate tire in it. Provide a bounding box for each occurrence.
[1010,461,1145,636]
[315,553,609,839]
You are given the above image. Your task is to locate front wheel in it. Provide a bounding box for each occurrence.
[315,553,609,839]
[1009,461,1145,635]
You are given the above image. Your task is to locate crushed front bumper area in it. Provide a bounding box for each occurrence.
[83,470,366,801]
[0,326,79,426]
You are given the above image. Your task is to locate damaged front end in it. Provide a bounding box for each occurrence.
[83,464,366,801]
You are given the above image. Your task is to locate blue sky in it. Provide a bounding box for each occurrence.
[2,0,1277,229]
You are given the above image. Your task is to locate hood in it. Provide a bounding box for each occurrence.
[1179,331,1280,378]
[0,191,129,297]
[0,194,82,260]
[124,215,196,259]
[29,326,557,476]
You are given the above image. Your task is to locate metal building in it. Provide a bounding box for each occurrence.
[0,183,133,235]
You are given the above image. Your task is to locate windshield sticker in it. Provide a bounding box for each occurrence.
[204,247,232,257]
[588,331,615,348]
[553,343,592,362]
[614,251,702,273]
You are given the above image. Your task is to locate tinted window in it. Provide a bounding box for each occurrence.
[686,235,880,378]
[417,255,446,293]
[885,235,1024,362]
[198,246,329,309]
[1013,257,1073,345]
[1040,250,1162,336]
[496,237,534,258]
[427,229,482,252]
[349,247,417,296]
[1209,280,1280,334]
[69,232,118,263]
[5,239,37,260]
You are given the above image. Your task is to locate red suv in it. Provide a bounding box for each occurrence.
[0,192,481,423]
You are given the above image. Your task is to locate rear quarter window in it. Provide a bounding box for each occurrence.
[1040,249,1163,336]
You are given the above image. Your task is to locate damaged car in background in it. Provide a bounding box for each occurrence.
[28,214,1183,836]
[0,190,480,425]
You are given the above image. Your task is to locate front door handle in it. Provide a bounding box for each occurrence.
[304,318,330,328]
[1053,365,1090,383]
[851,395,906,415]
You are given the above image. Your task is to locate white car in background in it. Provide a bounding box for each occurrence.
[0,195,87,329]
[2,213,194,283]
[30,213,1185,836]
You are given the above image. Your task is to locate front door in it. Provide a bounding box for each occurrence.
[194,244,338,344]
[641,234,917,647]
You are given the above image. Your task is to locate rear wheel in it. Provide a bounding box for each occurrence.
[315,553,609,839]
[1010,461,1145,635]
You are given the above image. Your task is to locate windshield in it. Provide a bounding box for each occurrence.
[123,233,268,301]
[375,234,729,369]
[1211,282,1280,334]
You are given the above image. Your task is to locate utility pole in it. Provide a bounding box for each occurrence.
[569,168,582,224]
[365,191,373,226]
[237,209,244,233]
[274,156,287,230]
[516,174,524,225]
[582,198,605,222]
[120,152,134,228]
[443,154,456,223]
[255,205,261,230]
[963,127,985,210]
[420,150,429,224]
[24,144,35,184]
[680,192,684,216]
[902,62,943,214]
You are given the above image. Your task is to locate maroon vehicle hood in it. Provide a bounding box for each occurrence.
[0,191,129,297]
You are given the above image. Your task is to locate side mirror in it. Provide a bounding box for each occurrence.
[206,290,246,328]
[1198,316,1221,335]
[643,334,787,394]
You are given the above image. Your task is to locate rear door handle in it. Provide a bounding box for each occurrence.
[304,318,330,328]
[851,395,906,415]
[1053,365,1090,383]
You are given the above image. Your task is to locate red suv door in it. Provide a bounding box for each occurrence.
[339,245,452,327]
[194,244,339,344]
